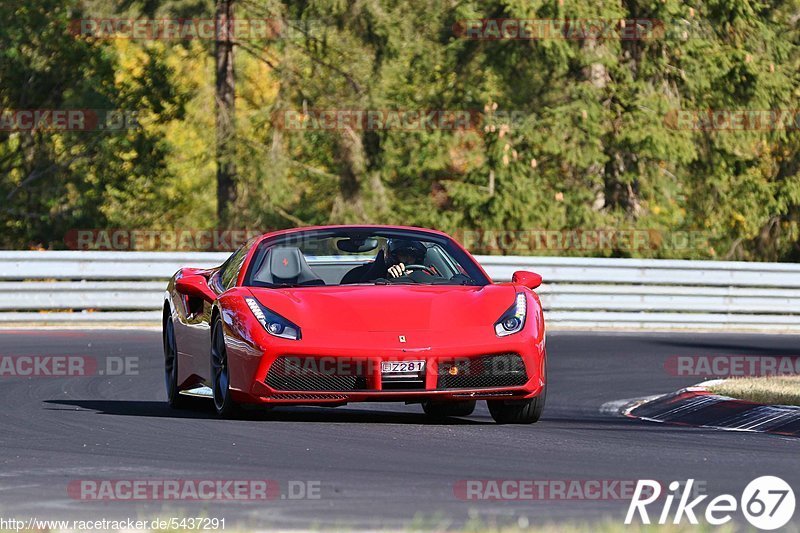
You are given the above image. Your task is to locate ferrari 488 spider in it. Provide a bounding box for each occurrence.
[163,225,547,423]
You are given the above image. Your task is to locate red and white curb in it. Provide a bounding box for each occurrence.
[604,380,800,437]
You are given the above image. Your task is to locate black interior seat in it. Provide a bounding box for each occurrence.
[253,247,324,286]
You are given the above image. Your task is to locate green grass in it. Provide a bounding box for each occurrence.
[709,375,800,406]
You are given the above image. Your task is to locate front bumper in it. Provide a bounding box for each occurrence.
[245,387,539,405]
[230,343,545,406]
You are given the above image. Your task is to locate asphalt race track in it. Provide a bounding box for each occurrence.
[0,329,798,529]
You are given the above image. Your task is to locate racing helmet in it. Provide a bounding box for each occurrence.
[386,238,427,264]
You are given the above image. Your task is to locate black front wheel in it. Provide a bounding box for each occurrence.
[211,316,239,418]
[487,390,545,424]
[488,356,547,424]
[164,312,190,409]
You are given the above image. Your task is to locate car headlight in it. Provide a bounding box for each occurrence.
[494,293,527,337]
[245,297,301,340]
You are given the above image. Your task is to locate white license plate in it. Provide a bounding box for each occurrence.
[381,360,425,374]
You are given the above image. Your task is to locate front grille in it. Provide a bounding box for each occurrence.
[266,356,369,392]
[437,353,527,389]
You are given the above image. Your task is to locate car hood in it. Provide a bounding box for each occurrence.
[247,284,518,333]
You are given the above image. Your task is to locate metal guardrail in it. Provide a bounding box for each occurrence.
[1,252,799,330]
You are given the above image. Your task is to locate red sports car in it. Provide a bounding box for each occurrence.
[163,225,547,423]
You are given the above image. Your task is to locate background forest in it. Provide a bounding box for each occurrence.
[1,0,799,259]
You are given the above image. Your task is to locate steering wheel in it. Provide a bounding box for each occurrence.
[403,264,436,276]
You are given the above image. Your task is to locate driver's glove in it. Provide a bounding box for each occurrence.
[387,263,406,278]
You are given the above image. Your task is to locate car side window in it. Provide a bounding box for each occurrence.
[220,245,249,290]
[209,255,231,293]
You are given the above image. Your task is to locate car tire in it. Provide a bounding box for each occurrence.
[211,314,240,418]
[488,355,547,424]
[487,389,545,424]
[164,309,191,409]
[422,400,476,418]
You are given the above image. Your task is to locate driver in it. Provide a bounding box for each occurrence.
[339,238,430,284]
[385,239,428,278]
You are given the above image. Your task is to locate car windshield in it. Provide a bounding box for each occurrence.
[243,229,488,288]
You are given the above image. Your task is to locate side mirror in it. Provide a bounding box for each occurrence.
[512,270,542,289]
[175,274,216,303]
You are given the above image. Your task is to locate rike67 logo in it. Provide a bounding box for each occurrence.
[626,477,795,530]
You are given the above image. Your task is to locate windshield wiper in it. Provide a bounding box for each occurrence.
[447,274,479,285]
[373,278,415,285]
